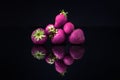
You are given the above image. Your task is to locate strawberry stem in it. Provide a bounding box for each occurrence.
[48,29,58,38]
[48,25,56,34]
[60,9,68,17]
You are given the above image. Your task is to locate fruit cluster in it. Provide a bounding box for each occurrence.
[31,45,85,75]
[31,10,85,44]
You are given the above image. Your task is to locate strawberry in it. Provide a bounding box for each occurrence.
[31,28,47,44]
[63,22,75,34]
[54,10,68,28]
[51,29,65,44]
[69,28,85,44]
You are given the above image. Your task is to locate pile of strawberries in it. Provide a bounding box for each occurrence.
[31,10,85,44]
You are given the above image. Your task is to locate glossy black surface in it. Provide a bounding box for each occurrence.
[0,26,120,80]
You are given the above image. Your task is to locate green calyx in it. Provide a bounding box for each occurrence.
[48,58,55,64]
[48,25,55,33]
[60,9,68,17]
[33,29,46,41]
[32,51,45,60]
[48,29,58,38]
[48,25,58,34]
[48,54,57,64]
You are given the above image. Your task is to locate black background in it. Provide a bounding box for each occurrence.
[0,0,120,80]
[0,0,120,26]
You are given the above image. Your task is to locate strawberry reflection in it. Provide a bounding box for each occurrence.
[63,55,74,66]
[52,46,65,60]
[31,45,47,60]
[31,45,85,76]
[70,46,85,60]
[55,60,67,76]
[45,53,56,64]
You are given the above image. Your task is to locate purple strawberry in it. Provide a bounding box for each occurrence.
[52,46,65,59]
[31,46,47,60]
[54,10,68,28]
[55,60,67,75]
[69,46,85,60]
[51,29,65,44]
[63,22,75,34]
[69,28,85,44]
[63,55,74,66]
[45,24,56,35]
[31,28,47,44]
[45,54,56,65]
